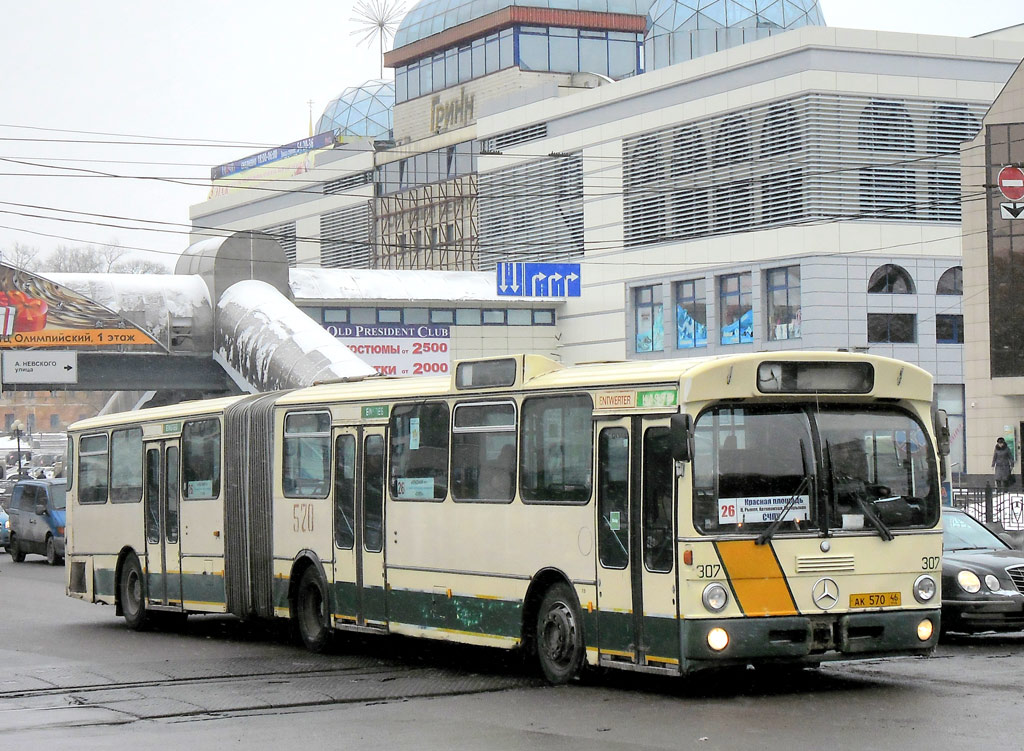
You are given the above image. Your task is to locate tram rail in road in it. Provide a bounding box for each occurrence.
[0,652,541,729]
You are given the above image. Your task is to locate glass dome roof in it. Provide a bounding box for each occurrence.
[394,0,650,49]
[646,0,825,69]
[315,80,395,139]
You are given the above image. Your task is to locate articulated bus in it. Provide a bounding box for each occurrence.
[66,351,947,682]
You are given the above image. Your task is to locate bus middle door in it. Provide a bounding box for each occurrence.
[595,417,679,671]
[144,441,183,610]
[332,426,387,630]
[359,427,388,628]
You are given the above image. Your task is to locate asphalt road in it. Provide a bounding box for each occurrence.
[3,552,1023,750]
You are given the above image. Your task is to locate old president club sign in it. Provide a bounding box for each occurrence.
[325,322,450,377]
[0,266,156,349]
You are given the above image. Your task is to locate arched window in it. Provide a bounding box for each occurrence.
[671,124,706,178]
[713,114,751,165]
[759,103,803,224]
[669,125,709,239]
[928,105,980,155]
[936,266,963,295]
[713,115,752,231]
[760,102,800,157]
[859,100,914,152]
[868,264,915,294]
[623,134,668,245]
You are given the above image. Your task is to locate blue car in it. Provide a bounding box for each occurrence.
[7,478,65,565]
[0,505,9,551]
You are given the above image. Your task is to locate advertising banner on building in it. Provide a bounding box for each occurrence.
[325,323,450,377]
[0,266,157,349]
[209,132,337,198]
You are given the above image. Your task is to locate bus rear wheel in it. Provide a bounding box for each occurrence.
[9,535,25,562]
[295,567,332,653]
[535,582,585,684]
[120,554,150,631]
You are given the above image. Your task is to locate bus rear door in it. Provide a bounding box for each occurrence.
[596,416,680,671]
[143,441,183,610]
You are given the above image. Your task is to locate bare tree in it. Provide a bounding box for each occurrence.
[112,257,169,274]
[41,243,132,273]
[3,242,41,271]
[4,242,167,275]
[42,245,105,273]
[97,244,132,273]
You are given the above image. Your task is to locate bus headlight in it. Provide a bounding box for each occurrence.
[702,583,729,612]
[913,575,937,603]
[957,570,981,594]
[707,627,730,651]
[917,619,934,641]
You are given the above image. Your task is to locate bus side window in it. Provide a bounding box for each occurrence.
[643,427,673,573]
[282,411,331,499]
[520,394,593,504]
[451,402,516,502]
[66,436,74,490]
[389,402,449,501]
[364,435,385,552]
[598,427,629,569]
[334,435,356,549]
[182,419,221,500]
[110,428,143,504]
[79,434,109,505]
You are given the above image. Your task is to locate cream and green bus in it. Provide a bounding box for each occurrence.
[66,351,946,682]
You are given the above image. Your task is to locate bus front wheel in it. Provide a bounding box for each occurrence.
[535,582,585,684]
[295,567,332,653]
[120,554,150,631]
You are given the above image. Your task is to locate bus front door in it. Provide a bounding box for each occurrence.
[596,417,679,670]
[143,441,183,609]
[332,427,387,629]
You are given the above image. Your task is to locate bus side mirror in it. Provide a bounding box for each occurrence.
[935,409,950,457]
[670,414,694,462]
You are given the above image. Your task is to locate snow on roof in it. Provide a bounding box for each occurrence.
[44,272,212,319]
[217,280,374,391]
[289,267,507,303]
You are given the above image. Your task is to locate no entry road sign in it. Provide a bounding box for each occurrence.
[998,165,1024,201]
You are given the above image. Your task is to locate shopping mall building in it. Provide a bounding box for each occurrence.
[190,1,1024,475]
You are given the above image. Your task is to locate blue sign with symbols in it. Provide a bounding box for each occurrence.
[496,262,581,297]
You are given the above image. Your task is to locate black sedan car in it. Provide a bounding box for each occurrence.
[942,507,1024,635]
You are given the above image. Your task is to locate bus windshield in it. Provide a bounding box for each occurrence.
[692,405,939,535]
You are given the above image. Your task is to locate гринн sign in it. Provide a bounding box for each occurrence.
[429,88,475,133]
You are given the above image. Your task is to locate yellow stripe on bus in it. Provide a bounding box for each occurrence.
[600,648,635,659]
[714,540,797,616]
[391,622,521,645]
[646,656,680,666]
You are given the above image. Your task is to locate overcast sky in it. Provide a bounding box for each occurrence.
[0,0,1021,268]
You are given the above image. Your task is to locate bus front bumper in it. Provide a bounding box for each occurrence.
[679,609,940,672]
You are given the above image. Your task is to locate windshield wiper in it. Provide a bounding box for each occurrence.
[756,474,813,546]
[825,440,894,542]
[855,495,894,542]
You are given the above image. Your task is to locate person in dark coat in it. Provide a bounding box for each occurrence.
[992,437,1014,491]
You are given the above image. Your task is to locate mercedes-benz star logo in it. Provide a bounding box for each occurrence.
[812,577,839,610]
